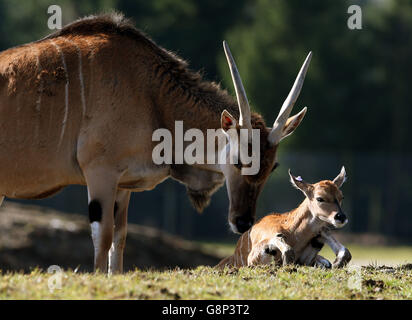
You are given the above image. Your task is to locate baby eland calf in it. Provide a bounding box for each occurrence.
[217,167,352,269]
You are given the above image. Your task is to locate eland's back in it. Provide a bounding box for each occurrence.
[0,15,163,199]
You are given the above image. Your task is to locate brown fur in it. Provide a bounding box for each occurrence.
[42,13,241,129]
[0,13,308,272]
[0,13,237,196]
[217,176,348,269]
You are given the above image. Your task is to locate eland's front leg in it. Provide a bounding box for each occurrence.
[85,168,120,273]
[109,190,131,274]
[314,255,332,268]
[298,235,332,268]
[321,231,352,268]
[298,236,323,265]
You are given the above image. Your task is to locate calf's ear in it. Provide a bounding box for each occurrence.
[333,166,347,188]
[288,169,313,197]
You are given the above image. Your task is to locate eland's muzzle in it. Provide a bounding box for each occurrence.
[334,211,347,224]
[233,217,254,234]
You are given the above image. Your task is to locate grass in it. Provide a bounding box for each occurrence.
[324,245,412,266]
[198,242,412,266]
[0,244,411,300]
[0,264,411,299]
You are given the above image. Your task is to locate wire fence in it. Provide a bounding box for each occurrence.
[10,151,412,242]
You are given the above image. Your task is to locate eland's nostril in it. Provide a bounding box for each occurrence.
[335,212,347,223]
[235,217,253,233]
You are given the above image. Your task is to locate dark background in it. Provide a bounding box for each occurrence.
[1,0,411,242]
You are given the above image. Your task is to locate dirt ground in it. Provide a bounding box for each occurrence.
[0,202,221,273]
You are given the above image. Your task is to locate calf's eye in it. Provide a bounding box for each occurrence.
[316,197,324,203]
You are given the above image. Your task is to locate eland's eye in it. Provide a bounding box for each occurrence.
[316,197,324,203]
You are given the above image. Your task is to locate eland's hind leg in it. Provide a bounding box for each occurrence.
[84,167,120,273]
[247,242,274,266]
[109,190,131,274]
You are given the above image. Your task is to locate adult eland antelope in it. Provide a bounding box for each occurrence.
[0,13,312,273]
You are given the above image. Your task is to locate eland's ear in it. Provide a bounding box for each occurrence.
[288,169,313,197]
[333,166,347,188]
[221,110,237,132]
[279,107,307,142]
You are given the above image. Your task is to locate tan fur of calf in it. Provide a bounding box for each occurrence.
[218,167,352,269]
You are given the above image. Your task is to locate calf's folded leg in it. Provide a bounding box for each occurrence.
[266,234,295,266]
[321,231,352,268]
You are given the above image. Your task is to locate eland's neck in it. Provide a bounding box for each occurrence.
[287,199,323,236]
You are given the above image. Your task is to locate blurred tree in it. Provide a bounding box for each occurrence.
[219,0,412,154]
[0,0,117,49]
[117,0,250,81]
[0,0,411,239]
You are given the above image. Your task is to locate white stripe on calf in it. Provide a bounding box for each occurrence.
[238,234,245,267]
